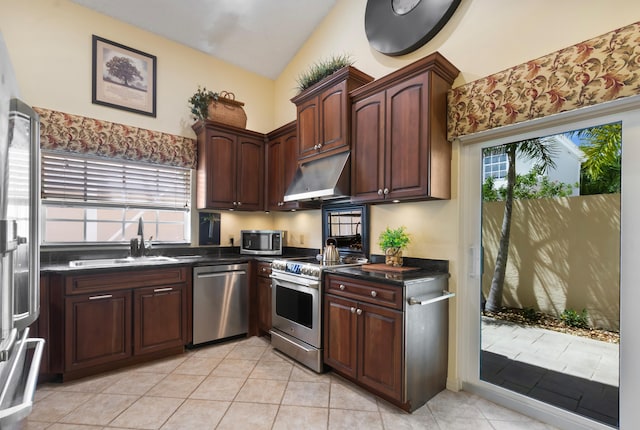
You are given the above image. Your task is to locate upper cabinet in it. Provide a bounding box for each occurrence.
[266,121,300,211]
[194,121,265,211]
[350,53,459,204]
[291,66,373,162]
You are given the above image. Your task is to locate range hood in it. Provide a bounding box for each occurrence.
[283,151,351,202]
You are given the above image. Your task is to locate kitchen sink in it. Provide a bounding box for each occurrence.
[68,255,179,268]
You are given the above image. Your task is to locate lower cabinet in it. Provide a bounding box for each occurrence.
[256,262,272,335]
[51,266,190,380]
[324,293,403,402]
[65,290,132,372]
[134,284,187,355]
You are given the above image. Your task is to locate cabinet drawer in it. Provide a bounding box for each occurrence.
[256,262,272,277]
[66,267,189,295]
[326,275,402,310]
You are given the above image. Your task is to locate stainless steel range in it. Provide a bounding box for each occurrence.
[269,256,365,372]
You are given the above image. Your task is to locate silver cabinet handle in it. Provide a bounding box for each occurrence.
[339,284,345,290]
[350,307,356,314]
[199,271,247,279]
[377,189,383,195]
[370,291,377,297]
[237,201,242,206]
[408,290,455,306]
[383,188,389,195]
[154,287,173,293]
[89,294,113,300]
[356,309,362,315]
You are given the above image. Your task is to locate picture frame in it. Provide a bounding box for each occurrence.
[92,35,157,117]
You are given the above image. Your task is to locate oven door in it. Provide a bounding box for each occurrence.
[270,272,320,348]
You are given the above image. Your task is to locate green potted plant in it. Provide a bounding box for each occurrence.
[378,226,411,267]
[295,54,353,93]
[188,87,247,128]
[188,86,219,121]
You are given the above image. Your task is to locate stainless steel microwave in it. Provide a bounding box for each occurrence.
[240,230,284,255]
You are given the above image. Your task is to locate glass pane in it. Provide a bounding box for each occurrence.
[88,221,124,242]
[126,209,157,221]
[157,224,185,242]
[44,221,84,242]
[45,206,84,219]
[95,208,123,221]
[480,124,620,427]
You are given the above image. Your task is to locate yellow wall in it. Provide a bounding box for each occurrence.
[0,0,275,136]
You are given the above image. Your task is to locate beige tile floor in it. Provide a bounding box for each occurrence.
[26,336,558,430]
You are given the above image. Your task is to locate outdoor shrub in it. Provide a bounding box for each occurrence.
[522,307,540,323]
[561,308,589,329]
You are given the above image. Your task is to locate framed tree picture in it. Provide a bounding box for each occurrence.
[92,35,157,117]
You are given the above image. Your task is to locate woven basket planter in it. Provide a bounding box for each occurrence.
[207,91,247,128]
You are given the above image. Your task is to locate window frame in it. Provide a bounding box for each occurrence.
[40,150,192,245]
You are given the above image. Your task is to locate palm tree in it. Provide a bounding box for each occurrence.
[484,138,557,312]
[574,123,621,195]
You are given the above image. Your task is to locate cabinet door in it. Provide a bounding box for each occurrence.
[351,91,386,203]
[267,137,284,210]
[203,130,237,209]
[385,73,431,201]
[318,81,348,155]
[357,301,403,401]
[267,128,298,211]
[256,275,272,334]
[65,291,132,371]
[134,284,187,356]
[297,96,319,159]
[236,135,264,210]
[324,294,357,378]
[280,132,300,210]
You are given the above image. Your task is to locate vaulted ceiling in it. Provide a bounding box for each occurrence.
[71,0,337,79]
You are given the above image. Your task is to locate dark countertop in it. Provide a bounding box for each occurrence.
[39,246,320,274]
[39,255,251,274]
[325,264,449,286]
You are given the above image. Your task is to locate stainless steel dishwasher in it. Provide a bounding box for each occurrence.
[193,264,248,345]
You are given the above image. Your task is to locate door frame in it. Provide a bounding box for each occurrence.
[456,94,640,429]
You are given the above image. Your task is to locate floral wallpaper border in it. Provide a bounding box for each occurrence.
[34,107,197,169]
[447,21,640,140]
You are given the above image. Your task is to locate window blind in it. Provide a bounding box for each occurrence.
[41,151,191,210]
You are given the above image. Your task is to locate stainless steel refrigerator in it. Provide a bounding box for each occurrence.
[0,32,45,428]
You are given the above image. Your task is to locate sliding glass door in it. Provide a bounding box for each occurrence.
[458,101,640,430]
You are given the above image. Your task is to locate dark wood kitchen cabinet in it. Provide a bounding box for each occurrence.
[134,283,188,355]
[65,290,132,372]
[291,66,372,162]
[255,261,272,335]
[350,53,459,203]
[324,274,403,403]
[194,121,265,210]
[49,266,190,380]
[266,121,299,211]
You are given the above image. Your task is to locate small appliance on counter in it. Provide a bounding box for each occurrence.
[240,230,283,255]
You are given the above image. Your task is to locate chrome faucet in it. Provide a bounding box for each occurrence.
[129,217,151,257]
[137,217,145,255]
